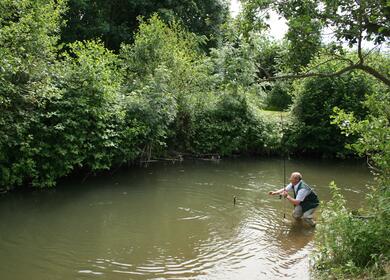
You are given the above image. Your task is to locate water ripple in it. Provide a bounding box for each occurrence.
[1,159,361,280]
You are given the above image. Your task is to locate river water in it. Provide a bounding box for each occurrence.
[0,158,372,280]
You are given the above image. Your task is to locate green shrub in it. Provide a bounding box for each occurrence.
[191,90,279,155]
[332,90,390,178]
[315,85,390,279]
[0,0,66,188]
[287,59,374,156]
[314,182,389,279]
[25,40,128,187]
[122,66,177,159]
[263,81,292,111]
[119,15,204,157]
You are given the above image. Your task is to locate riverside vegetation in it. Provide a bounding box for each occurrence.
[0,0,389,278]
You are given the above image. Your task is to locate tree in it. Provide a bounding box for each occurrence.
[119,15,204,158]
[239,0,322,72]
[61,0,229,51]
[239,0,390,87]
[280,0,322,72]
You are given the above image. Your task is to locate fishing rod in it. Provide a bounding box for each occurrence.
[283,152,286,219]
[280,112,287,219]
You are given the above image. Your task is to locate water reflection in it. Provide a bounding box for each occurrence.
[0,158,372,280]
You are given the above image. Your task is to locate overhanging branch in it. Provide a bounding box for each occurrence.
[258,63,390,87]
[356,64,390,87]
[258,64,358,81]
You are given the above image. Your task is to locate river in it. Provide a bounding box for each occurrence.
[0,158,372,280]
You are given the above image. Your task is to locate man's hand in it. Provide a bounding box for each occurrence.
[281,190,288,198]
[268,191,275,195]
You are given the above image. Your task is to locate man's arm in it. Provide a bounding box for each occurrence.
[268,188,285,195]
[269,183,292,195]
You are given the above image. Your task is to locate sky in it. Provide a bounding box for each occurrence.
[229,0,288,40]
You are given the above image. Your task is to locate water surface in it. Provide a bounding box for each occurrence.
[0,158,372,280]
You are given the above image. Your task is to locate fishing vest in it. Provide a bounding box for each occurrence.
[293,180,319,213]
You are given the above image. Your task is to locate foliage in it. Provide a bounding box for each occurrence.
[191,90,280,155]
[61,0,229,51]
[208,41,258,89]
[238,0,272,37]
[1,39,136,188]
[0,10,282,189]
[122,66,178,159]
[331,53,390,171]
[316,0,390,86]
[239,0,322,72]
[251,38,287,79]
[30,40,131,186]
[0,0,66,188]
[314,182,389,279]
[332,91,390,177]
[253,39,292,111]
[277,0,322,72]
[120,15,203,78]
[119,15,204,156]
[239,0,390,87]
[3,0,387,193]
[263,80,292,111]
[218,24,293,111]
[321,0,390,46]
[185,23,282,155]
[314,71,390,279]
[285,55,375,156]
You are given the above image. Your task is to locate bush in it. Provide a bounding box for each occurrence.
[0,0,66,188]
[191,90,279,155]
[287,58,374,156]
[21,41,128,187]
[119,15,205,157]
[314,82,390,279]
[263,80,293,111]
[314,182,389,279]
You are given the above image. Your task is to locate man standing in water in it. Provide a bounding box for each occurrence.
[268,172,319,227]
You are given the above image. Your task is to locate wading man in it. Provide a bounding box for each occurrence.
[269,172,319,226]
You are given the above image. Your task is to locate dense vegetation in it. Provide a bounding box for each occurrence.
[0,1,276,188]
[0,0,389,278]
[315,85,390,279]
[61,0,229,51]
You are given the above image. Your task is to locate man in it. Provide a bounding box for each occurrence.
[269,172,319,226]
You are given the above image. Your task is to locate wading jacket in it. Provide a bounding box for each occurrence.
[293,180,319,213]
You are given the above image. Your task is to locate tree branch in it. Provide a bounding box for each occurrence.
[258,63,390,87]
[356,64,390,87]
[257,63,272,79]
[357,34,364,64]
[362,44,380,60]
[357,2,364,64]
[258,64,359,82]
[330,53,355,65]
[305,57,345,72]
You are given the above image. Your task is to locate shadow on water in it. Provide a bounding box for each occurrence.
[0,157,372,280]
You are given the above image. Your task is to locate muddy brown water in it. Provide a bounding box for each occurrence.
[0,158,372,280]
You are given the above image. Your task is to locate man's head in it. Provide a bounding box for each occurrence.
[289,172,302,185]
